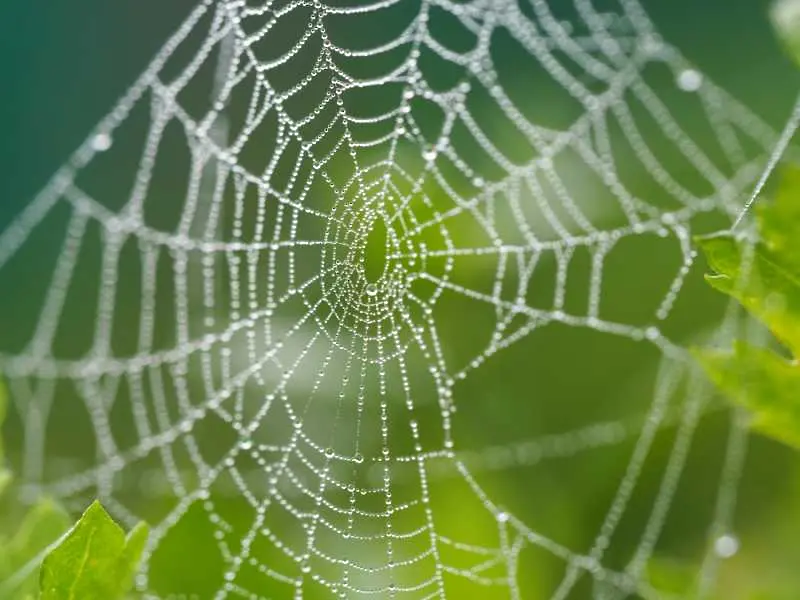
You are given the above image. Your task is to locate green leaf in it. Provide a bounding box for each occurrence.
[39,501,149,600]
[761,163,800,270]
[697,233,800,355]
[0,376,146,599]
[696,166,800,449]
[772,0,800,67]
[695,342,800,449]
[0,499,71,599]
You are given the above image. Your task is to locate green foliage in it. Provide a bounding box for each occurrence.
[698,342,800,448]
[0,380,148,599]
[39,501,148,600]
[695,166,800,449]
[0,495,146,600]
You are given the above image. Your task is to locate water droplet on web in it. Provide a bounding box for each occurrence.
[676,68,703,92]
[714,534,739,558]
[365,283,378,297]
[353,453,364,464]
[640,34,663,57]
[91,133,113,152]
[645,326,660,340]
[239,438,253,451]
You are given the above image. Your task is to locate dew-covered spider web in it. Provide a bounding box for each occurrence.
[1,0,798,598]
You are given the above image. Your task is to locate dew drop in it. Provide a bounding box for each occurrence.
[91,133,113,152]
[645,326,660,340]
[714,534,739,558]
[676,68,703,92]
[365,283,378,297]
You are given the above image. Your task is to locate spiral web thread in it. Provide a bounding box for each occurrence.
[0,0,792,598]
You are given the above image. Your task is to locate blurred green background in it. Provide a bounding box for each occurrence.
[1,1,800,598]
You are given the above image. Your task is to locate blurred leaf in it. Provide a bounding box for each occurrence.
[695,342,800,448]
[772,0,800,67]
[761,164,800,271]
[696,166,800,449]
[696,233,800,355]
[0,499,71,599]
[39,501,149,600]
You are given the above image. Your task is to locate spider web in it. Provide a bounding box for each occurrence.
[0,0,794,598]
